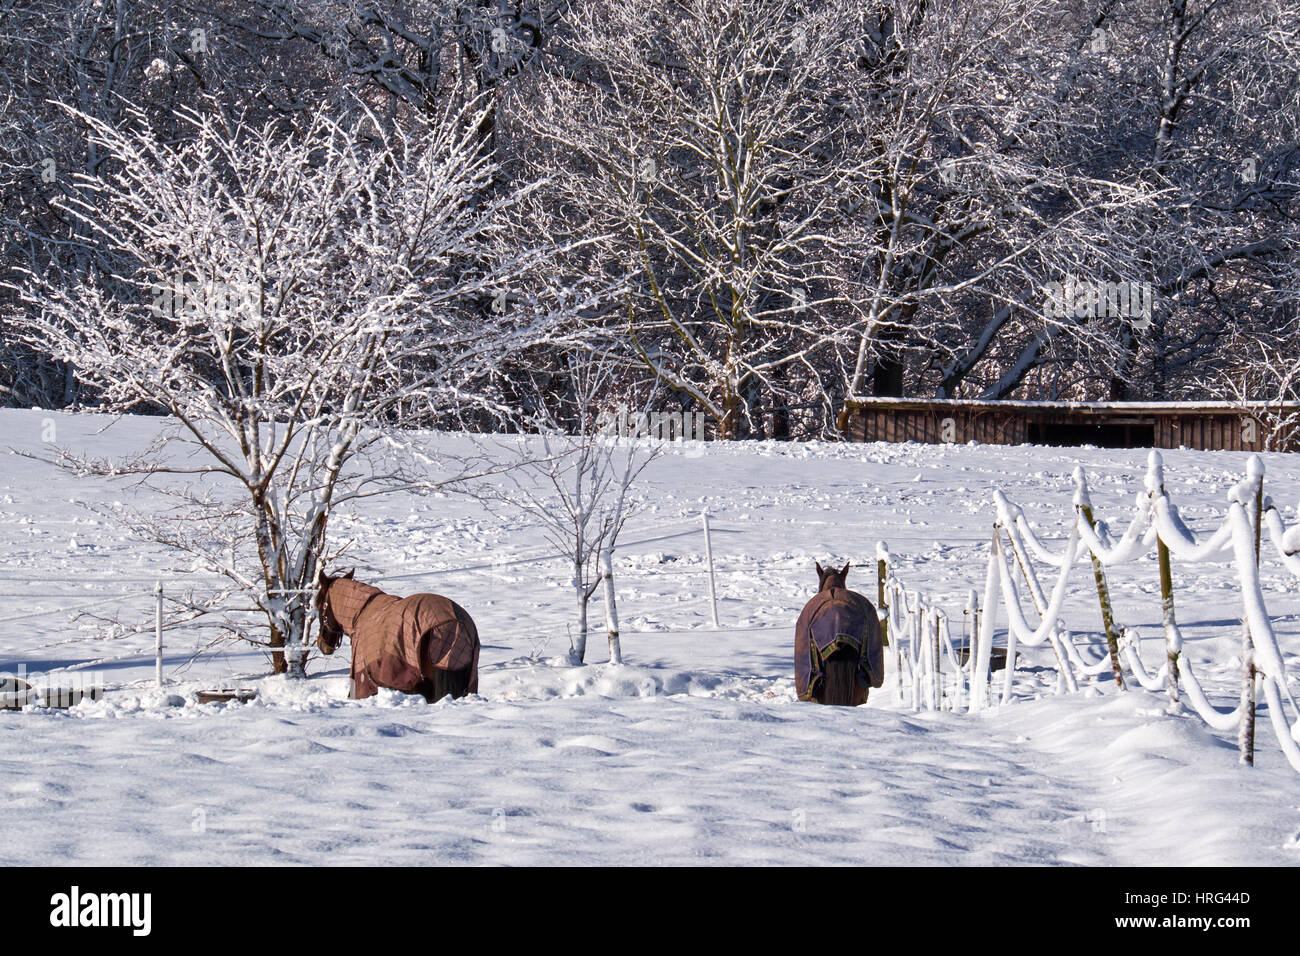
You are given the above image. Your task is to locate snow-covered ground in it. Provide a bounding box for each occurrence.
[1,409,1298,865]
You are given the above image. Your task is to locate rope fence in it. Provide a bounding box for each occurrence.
[880,450,1300,773]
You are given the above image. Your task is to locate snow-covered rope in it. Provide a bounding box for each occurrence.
[1148,497,1235,563]
[992,515,1083,650]
[880,564,968,713]
[1263,503,1300,578]
[1224,499,1300,717]
[995,498,1083,694]
[1262,679,1300,773]
[1061,635,1118,676]
[1120,626,1243,730]
[975,449,1300,772]
[1072,467,1158,568]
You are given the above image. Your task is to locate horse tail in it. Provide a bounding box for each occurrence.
[428,666,472,701]
[819,647,863,706]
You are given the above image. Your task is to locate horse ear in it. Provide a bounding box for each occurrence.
[840,562,851,580]
[815,561,825,578]
[343,568,355,579]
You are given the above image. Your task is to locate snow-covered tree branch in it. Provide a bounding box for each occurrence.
[5,93,605,672]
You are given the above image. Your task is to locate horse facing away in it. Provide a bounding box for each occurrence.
[315,569,480,702]
[794,561,884,706]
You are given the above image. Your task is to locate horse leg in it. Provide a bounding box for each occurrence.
[350,671,379,700]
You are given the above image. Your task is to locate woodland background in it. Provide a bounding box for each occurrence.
[2,0,1298,440]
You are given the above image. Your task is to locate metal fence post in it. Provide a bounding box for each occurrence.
[701,510,720,628]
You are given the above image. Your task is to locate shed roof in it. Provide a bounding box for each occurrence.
[845,397,1300,415]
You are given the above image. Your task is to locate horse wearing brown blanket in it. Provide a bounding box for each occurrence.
[315,569,480,702]
[795,562,884,706]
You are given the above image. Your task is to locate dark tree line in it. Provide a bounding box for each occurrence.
[3,0,1298,439]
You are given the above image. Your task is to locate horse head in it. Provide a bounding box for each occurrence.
[314,567,354,655]
[815,560,851,593]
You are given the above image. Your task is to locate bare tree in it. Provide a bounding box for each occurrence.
[5,94,600,673]
[516,0,879,439]
[5,0,1297,433]
[1221,326,1300,451]
[832,0,1167,406]
[920,0,1300,404]
[1093,0,1300,401]
[0,0,171,406]
[472,352,660,663]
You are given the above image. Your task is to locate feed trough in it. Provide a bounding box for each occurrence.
[0,678,35,711]
[1,679,104,710]
[40,686,105,709]
[956,647,1018,672]
[196,688,258,705]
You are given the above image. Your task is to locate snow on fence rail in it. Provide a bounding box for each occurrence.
[881,449,1300,773]
[874,543,975,713]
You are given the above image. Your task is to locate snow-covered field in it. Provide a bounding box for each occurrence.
[1,409,1298,865]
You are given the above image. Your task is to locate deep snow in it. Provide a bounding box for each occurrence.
[1,409,1297,865]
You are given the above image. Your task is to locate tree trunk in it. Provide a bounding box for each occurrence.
[746,376,762,439]
[601,548,622,665]
[571,562,589,663]
[718,388,741,440]
[61,361,76,407]
[770,363,790,439]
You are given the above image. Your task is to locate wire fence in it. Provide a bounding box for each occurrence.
[0,511,799,694]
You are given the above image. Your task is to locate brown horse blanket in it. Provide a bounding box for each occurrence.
[328,579,479,700]
[794,587,884,703]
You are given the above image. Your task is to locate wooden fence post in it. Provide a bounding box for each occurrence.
[877,542,890,648]
[915,598,925,712]
[154,581,164,688]
[964,588,979,672]
[1148,452,1182,706]
[1074,468,1126,690]
[701,510,720,628]
[932,608,943,711]
[970,525,1001,713]
[1239,456,1264,765]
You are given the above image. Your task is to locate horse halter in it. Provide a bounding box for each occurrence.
[316,579,343,652]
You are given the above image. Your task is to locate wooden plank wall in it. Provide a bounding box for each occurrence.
[851,407,1028,445]
[1159,414,1265,452]
[848,406,1293,451]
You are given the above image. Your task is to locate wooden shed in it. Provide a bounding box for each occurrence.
[842,398,1300,452]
